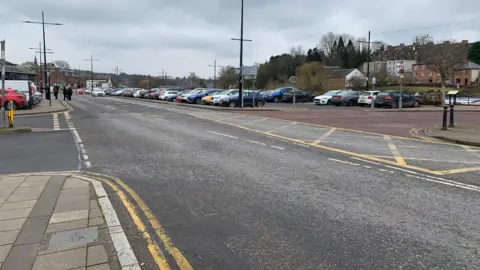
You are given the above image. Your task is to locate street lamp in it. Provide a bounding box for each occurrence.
[84,55,99,93]
[208,60,224,88]
[231,0,252,107]
[23,11,63,107]
[29,44,53,100]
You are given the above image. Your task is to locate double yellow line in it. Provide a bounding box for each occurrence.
[84,172,192,270]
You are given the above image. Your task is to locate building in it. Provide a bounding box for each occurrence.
[411,62,480,86]
[36,67,87,88]
[325,67,367,89]
[361,60,416,77]
[3,61,36,81]
[86,75,112,89]
[412,64,440,83]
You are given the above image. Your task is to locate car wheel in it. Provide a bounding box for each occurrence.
[326,100,331,105]
[164,97,168,101]
[391,101,398,108]
[347,100,354,106]
[229,101,236,108]
[274,96,280,103]
[256,101,265,107]
[413,101,419,108]
[196,99,202,104]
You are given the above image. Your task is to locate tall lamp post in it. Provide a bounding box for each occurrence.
[23,11,63,107]
[231,0,252,107]
[84,55,99,92]
[29,44,53,100]
[208,60,224,88]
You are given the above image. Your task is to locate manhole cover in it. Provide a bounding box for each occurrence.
[49,227,98,249]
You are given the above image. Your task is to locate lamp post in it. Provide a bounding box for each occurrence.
[29,44,53,100]
[208,60,224,88]
[231,0,252,107]
[23,12,63,107]
[84,55,99,92]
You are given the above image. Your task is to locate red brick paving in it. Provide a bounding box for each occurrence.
[242,109,480,138]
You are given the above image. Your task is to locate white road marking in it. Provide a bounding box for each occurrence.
[293,142,310,148]
[351,157,382,165]
[328,158,361,166]
[406,174,480,192]
[154,118,170,123]
[243,118,268,125]
[207,130,239,139]
[83,154,89,160]
[31,128,70,132]
[53,113,60,130]
[245,140,267,146]
[270,145,285,150]
[65,111,90,170]
[363,166,372,168]
[84,161,92,168]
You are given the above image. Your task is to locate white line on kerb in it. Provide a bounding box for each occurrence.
[270,145,285,150]
[84,161,92,168]
[328,158,361,166]
[206,130,238,139]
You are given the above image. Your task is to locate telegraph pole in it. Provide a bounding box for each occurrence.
[84,55,99,92]
[23,11,63,106]
[112,66,123,87]
[158,69,171,88]
[29,43,53,97]
[208,60,225,88]
[231,0,252,107]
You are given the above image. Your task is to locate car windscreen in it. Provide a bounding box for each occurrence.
[360,92,371,96]
[336,91,351,96]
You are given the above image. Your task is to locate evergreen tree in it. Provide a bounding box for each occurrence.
[306,49,313,62]
[336,37,346,67]
[468,42,480,65]
[33,55,38,66]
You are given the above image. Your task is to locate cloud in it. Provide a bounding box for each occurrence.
[1,0,479,78]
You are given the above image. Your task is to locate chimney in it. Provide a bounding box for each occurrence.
[462,40,468,44]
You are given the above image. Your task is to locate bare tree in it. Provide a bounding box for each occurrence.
[420,39,469,105]
[53,60,70,70]
[218,66,237,89]
[319,32,338,57]
[412,34,433,63]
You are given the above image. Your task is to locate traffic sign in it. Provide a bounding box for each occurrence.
[288,76,296,85]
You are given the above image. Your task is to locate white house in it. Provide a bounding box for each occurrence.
[325,67,367,88]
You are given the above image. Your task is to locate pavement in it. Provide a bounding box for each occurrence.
[16,100,67,116]
[0,172,140,270]
[33,94,478,269]
[427,125,480,147]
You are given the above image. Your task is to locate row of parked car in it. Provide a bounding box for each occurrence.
[313,90,420,108]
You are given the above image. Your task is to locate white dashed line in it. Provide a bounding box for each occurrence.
[405,174,480,193]
[351,157,381,165]
[53,113,60,130]
[154,118,170,123]
[84,161,92,168]
[65,111,90,170]
[245,140,267,146]
[328,158,361,166]
[206,130,239,139]
[270,145,285,150]
[293,142,310,148]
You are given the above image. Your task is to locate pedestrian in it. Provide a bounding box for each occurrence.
[53,85,59,100]
[67,85,73,101]
[63,85,67,100]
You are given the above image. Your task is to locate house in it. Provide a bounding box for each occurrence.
[325,68,366,89]
[2,61,36,81]
[361,60,416,77]
[412,61,480,86]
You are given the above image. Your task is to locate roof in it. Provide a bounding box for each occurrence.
[325,68,356,78]
[455,62,480,70]
[3,62,36,75]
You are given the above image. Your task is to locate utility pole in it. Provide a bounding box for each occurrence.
[29,43,53,98]
[23,11,63,107]
[357,31,382,108]
[231,0,252,107]
[112,66,123,87]
[1,40,6,128]
[208,60,225,88]
[84,55,99,93]
[158,69,171,88]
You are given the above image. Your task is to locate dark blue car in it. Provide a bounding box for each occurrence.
[185,88,218,104]
[265,87,295,103]
[219,91,266,108]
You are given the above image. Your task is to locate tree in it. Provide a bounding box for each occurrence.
[53,60,70,70]
[33,56,38,66]
[468,41,480,65]
[420,40,469,105]
[319,32,338,58]
[138,79,150,89]
[218,66,237,89]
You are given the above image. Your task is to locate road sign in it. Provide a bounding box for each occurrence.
[242,65,257,80]
[372,77,376,84]
[400,74,404,78]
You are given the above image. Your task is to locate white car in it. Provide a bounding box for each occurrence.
[84,88,92,94]
[92,88,105,97]
[133,89,143,98]
[358,90,380,106]
[313,90,342,105]
[211,89,239,105]
[159,90,179,101]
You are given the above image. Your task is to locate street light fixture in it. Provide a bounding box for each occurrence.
[29,44,53,96]
[84,55,99,93]
[208,60,225,88]
[23,11,63,107]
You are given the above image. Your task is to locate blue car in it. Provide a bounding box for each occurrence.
[265,87,295,103]
[218,91,266,108]
[185,88,219,104]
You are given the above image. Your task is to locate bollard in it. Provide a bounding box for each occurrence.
[441,106,448,130]
[7,100,14,128]
[449,104,455,128]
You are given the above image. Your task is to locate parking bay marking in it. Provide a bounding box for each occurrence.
[312,127,336,145]
[384,135,407,166]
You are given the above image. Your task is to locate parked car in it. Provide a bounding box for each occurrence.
[211,89,239,106]
[76,88,85,95]
[176,89,204,103]
[201,90,223,104]
[84,88,92,94]
[218,91,265,108]
[2,80,36,107]
[133,89,144,98]
[330,91,360,106]
[313,90,342,105]
[374,90,419,108]
[92,88,105,97]
[184,89,218,104]
[281,90,314,103]
[0,88,28,109]
[159,90,180,101]
[264,87,295,103]
[104,89,115,95]
[358,91,381,106]
[113,89,125,96]
[122,89,134,97]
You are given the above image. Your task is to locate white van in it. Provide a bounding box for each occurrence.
[2,80,35,107]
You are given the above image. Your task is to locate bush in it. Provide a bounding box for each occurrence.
[418,92,442,105]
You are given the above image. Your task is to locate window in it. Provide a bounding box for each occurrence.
[422,65,426,69]
[414,66,418,70]
[421,72,424,77]
[429,72,433,77]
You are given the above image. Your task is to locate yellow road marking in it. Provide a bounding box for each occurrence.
[384,135,407,166]
[312,128,336,145]
[100,178,171,270]
[190,113,480,175]
[436,167,480,175]
[112,178,193,270]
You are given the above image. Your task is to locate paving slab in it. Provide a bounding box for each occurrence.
[46,219,89,233]
[0,244,12,263]
[0,208,33,220]
[32,247,86,270]
[0,200,37,211]
[0,218,26,232]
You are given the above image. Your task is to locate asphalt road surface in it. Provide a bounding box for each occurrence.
[57,95,480,269]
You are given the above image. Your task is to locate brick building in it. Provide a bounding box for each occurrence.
[36,69,88,88]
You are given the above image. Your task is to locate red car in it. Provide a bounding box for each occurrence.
[76,88,85,94]
[0,88,27,109]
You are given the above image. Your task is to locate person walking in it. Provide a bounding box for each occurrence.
[53,84,59,100]
[63,85,67,100]
[67,84,73,101]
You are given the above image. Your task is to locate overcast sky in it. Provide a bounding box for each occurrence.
[1,0,480,78]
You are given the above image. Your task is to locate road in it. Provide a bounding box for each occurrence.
[13,95,480,269]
